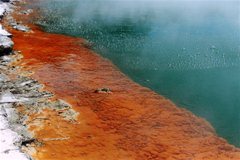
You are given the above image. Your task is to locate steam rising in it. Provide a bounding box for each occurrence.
[35,0,240,146]
[73,0,239,24]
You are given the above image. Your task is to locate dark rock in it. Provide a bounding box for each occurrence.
[0,36,14,55]
[95,88,111,93]
[21,138,36,146]
[1,0,10,2]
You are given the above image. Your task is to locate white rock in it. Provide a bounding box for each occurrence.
[2,55,11,61]
[0,106,29,160]
[0,3,8,18]
[0,25,12,37]
[0,36,13,48]
[0,91,18,103]
[0,6,6,17]
[20,80,34,86]
[0,91,29,103]
[13,24,30,32]
[0,74,8,82]
[0,35,14,54]
[0,150,29,160]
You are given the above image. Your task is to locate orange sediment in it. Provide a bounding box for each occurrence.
[8,3,240,160]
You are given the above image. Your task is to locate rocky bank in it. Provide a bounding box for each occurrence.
[0,1,30,159]
[0,1,78,159]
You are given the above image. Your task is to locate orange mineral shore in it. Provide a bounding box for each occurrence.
[9,3,240,160]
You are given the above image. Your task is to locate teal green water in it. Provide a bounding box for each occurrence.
[34,0,240,146]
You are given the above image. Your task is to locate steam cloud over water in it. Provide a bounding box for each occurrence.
[73,0,239,25]
[38,0,240,70]
[35,0,240,146]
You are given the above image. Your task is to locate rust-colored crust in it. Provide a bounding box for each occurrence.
[8,1,240,160]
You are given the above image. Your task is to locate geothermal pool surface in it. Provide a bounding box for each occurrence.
[33,0,240,146]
